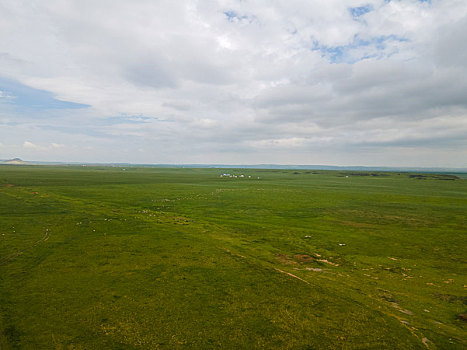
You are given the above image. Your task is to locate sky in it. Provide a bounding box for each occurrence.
[0,0,466,167]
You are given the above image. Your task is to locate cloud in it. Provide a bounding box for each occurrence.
[22,141,65,151]
[23,141,39,149]
[0,0,466,166]
[124,58,178,89]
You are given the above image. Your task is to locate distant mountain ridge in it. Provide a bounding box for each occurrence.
[1,158,466,173]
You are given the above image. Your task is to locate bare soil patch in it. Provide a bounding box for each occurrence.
[293,254,314,263]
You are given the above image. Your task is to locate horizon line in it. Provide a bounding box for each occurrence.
[1,158,466,172]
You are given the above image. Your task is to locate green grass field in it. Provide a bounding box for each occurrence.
[0,165,466,349]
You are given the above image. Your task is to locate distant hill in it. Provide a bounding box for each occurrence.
[0,158,29,165]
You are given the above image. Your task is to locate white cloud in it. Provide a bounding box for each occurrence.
[51,143,64,149]
[23,141,39,149]
[22,141,65,151]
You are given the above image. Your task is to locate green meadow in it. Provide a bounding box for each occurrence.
[0,165,466,349]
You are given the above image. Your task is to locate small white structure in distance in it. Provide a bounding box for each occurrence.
[220,173,254,179]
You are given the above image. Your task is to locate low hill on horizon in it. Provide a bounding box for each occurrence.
[0,158,29,165]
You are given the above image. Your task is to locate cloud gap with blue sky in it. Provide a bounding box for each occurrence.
[312,34,409,64]
[0,77,89,111]
[349,5,373,19]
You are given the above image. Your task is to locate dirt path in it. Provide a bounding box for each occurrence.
[274,268,311,285]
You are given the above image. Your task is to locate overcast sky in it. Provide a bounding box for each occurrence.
[1,0,466,166]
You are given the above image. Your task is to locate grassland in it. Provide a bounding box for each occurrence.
[0,165,466,349]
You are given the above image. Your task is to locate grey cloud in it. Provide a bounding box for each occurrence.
[0,52,27,65]
[124,59,178,89]
[435,16,467,68]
